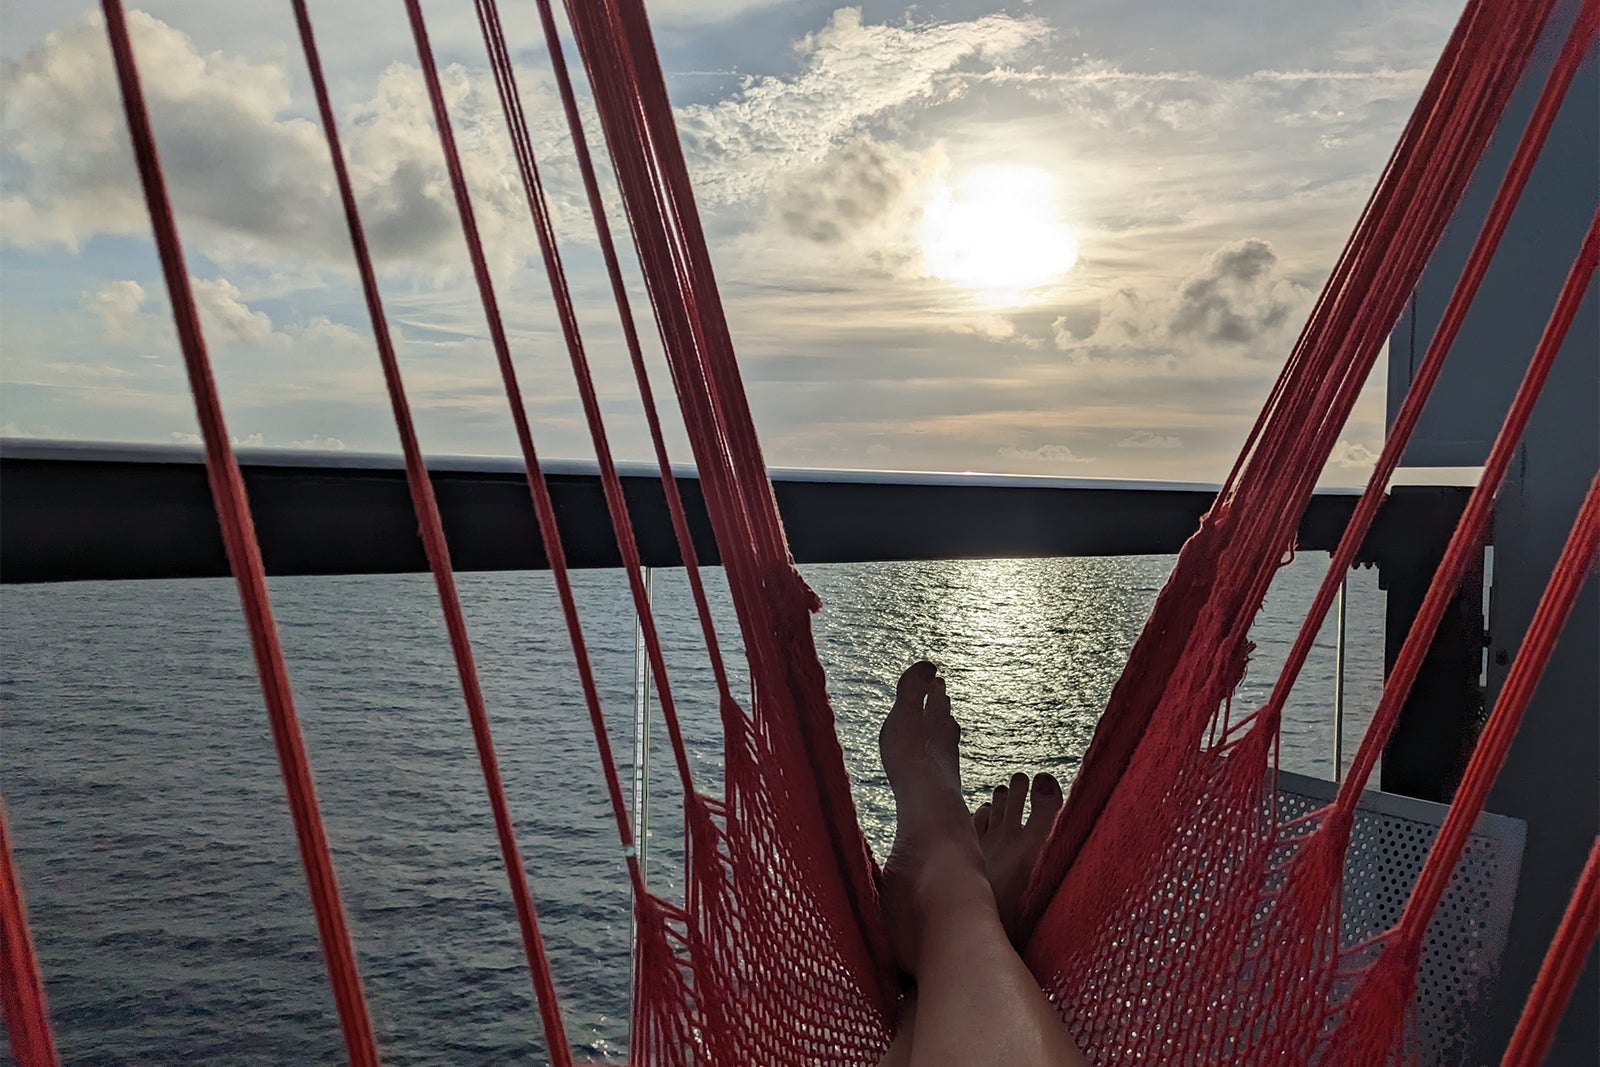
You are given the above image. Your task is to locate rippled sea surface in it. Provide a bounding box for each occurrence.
[2,557,1384,1064]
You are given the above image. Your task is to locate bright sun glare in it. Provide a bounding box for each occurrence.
[919,166,1078,299]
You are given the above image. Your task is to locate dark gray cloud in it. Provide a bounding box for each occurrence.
[1061,238,1312,363]
[774,138,911,244]
[1169,238,1294,344]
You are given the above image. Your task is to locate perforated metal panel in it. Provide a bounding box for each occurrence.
[1276,770,1526,1065]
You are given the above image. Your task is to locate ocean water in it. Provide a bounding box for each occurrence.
[1,556,1384,1065]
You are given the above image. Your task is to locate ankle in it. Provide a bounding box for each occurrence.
[910,840,994,922]
[905,856,1003,975]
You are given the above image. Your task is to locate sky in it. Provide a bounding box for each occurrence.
[0,0,1461,481]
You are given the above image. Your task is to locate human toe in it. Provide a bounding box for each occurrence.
[1026,772,1063,834]
[893,661,936,712]
[1004,772,1029,826]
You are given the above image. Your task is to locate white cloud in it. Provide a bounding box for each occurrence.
[3,11,327,253]
[83,275,297,352]
[295,316,371,353]
[997,443,1090,462]
[192,278,286,349]
[678,7,1047,204]
[0,11,545,270]
[1329,438,1378,469]
[1050,316,1078,349]
[950,315,1040,347]
[82,280,148,344]
[290,434,346,450]
[0,421,80,441]
[170,430,263,447]
[15,6,1029,274]
[1118,430,1182,449]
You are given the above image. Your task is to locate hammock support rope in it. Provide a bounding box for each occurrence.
[2,0,1596,1064]
[1501,838,1600,1067]
[288,2,574,1060]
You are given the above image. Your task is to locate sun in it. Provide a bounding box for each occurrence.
[919,166,1078,299]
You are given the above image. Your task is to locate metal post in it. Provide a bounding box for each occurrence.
[628,566,653,1016]
[1333,570,1348,783]
[1376,487,1485,802]
[630,566,653,891]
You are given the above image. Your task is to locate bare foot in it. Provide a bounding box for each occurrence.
[879,662,991,973]
[877,668,1090,1067]
[972,771,1062,944]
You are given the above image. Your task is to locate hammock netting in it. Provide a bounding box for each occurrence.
[2,0,1597,1064]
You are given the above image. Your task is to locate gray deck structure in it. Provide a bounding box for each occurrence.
[1388,1,1597,1059]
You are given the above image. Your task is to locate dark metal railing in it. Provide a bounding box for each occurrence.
[1,439,1383,583]
[0,438,1481,804]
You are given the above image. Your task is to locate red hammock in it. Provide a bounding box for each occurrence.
[3,0,1597,1064]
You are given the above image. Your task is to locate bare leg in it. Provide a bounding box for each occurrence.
[877,992,917,1067]
[877,663,1086,1067]
[882,766,1065,1064]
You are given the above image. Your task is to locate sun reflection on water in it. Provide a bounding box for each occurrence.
[806,556,1165,856]
[801,555,1385,860]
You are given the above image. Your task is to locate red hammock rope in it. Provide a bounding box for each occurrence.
[2,0,1595,1064]
[0,804,56,1067]
[1502,838,1600,1067]
[287,3,573,1061]
[87,3,384,1063]
[564,0,903,1033]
